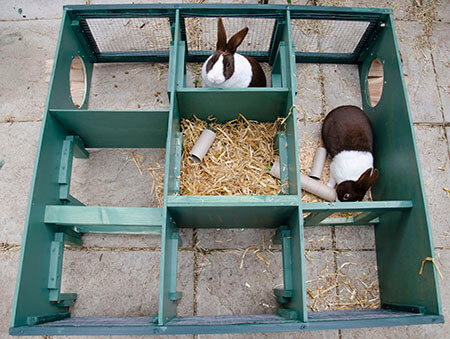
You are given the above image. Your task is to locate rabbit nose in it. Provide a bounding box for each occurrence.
[209,74,222,83]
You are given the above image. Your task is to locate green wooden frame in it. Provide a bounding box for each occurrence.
[10,3,442,336]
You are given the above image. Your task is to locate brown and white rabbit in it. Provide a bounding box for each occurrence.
[201,17,266,88]
[322,105,379,202]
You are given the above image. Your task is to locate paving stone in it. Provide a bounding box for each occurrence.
[0,0,84,20]
[87,63,170,111]
[0,250,41,339]
[198,329,338,339]
[335,251,380,310]
[0,122,40,245]
[414,125,450,248]
[197,228,279,250]
[322,64,362,113]
[58,335,192,339]
[340,249,449,338]
[395,21,442,123]
[447,127,450,155]
[335,226,375,250]
[62,250,194,317]
[429,23,450,123]
[71,148,194,248]
[196,251,283,316]
[436,1,450,24]
[305,250,337,312]
[304,226,333,250]
[296,63,323,135]
[0,20,60,122]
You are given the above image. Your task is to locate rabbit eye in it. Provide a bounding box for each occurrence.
[343,193,351,201]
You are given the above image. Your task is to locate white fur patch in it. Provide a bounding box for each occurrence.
[330,151,373,185]
[202,53,252,88]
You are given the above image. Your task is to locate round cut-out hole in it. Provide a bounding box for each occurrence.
[367,58,384,107]
[70,56,86,108]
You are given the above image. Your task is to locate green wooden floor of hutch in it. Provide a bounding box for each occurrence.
[10,3,443,336]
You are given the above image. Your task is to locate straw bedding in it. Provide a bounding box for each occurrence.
[180,116,282,196]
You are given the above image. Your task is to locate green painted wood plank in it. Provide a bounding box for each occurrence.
[272,225,288,245]
[66,194,84,206]
[58,139,73,185]
[159,8,181,327]
[177,88,289,123]
[359,15,442,316]
[274,288,293,298]
[74,225,161,235]
[173,133,183,194]
[58,139,73,201]
[168,195,298,207]
[269,17,286,65]
[48,239,64,290]
[68,135,89,159]
[302,200,413,212]
[278,132,289,194]
[10,313,443,336]
[169,292,183,301]
[65,3,391,19]
[26,312,71,326]
[169,205,297,229]
[281,230,293,291]
[282,207,307,322]
[353,211,381,224]
[47,10,93,110]
[305,216,379,226]
[304,211,335,226]
[45,206,163,227]
[57,227,83,246]
[55,294,77,308]
[278,308,298,320]
[50,110,169,148]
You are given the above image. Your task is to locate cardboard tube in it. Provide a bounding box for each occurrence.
[270,161,336,201]
[301,173,336,201]
[189,129,216,163]
[310,147,327,180]
[269,161,281,179]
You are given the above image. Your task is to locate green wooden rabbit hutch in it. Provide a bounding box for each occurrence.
[10,3,443,336]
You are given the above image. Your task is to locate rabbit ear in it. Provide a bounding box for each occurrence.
[226,27,248,54]
[217,17,227,51]
[357,168,379,190]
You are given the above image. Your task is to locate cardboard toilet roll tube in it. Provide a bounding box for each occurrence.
[300,173,336,201]
[269,161,336,201]
[270,161,281,179]
[189,129,216,163]
[310,147,327,180]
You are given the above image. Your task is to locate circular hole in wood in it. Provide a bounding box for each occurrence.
[367,58,384,107]
[70,56,86,108]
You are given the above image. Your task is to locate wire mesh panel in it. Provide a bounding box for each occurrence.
[291,19,370,54]
[85,18,172,54]
[184,17,276,54]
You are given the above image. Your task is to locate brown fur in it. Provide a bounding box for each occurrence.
[245,55,267,87]
[206,17,266,87]
[322,105,373,158]
[322,105,378,202]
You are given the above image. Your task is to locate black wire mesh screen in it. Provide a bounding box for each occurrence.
[184,17,276,54]
[290,19,370,54]
[85,18,172,54]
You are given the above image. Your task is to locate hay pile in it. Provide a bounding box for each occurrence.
[180,116,282,195]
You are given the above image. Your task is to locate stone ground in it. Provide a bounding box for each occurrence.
[0,0,449,338]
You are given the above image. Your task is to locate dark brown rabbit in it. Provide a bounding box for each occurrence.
[201,17,266,88]
[322,105,379,202]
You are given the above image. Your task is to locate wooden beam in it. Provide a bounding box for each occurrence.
[45,206,163,235]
